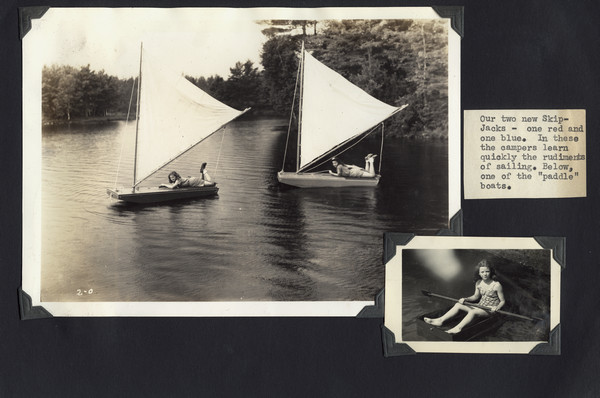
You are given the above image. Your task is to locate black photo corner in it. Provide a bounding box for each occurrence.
[2,0,600,397]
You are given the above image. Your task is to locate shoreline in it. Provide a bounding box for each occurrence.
[42,115,448,141]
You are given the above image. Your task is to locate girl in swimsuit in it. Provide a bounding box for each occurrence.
[159,163,216,189]
[424,260,506,334]
[328,154,377,178]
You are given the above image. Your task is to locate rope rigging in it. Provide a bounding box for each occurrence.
[112,75,138,190]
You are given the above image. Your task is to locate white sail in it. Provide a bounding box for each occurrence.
[135,49,246,185]
[299,51,404,171]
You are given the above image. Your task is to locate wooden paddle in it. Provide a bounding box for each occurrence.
[421,290,545,322]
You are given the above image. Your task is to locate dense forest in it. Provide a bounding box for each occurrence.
[42,64,135,121]
[42,19,448,139]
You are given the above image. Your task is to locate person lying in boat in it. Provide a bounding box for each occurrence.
[328,154,377,178]
[159,163,216,189]
[424,260,505,334]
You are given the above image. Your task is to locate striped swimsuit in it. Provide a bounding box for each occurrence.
[477,280,500,307]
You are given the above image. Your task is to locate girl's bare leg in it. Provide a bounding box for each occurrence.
[446,308,488,334]
[202,170,216,186]
[424,303,466,326]
[363,158,376,177]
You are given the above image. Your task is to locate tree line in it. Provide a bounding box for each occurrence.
[42,19,448,138]
[42,64,133,121]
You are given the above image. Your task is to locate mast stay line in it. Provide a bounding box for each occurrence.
[280,49,302,172]
[133,107,251,187]
[112,69,138,190]
[297,105,407,174]
[298,124,380,174]
[132,42,143,190]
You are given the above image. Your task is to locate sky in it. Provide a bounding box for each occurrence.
[25,7,441,80]
[29,8,269,79]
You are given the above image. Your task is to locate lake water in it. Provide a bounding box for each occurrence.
[41,118,448,302]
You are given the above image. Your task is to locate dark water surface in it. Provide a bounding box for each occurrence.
[42,118,448,302]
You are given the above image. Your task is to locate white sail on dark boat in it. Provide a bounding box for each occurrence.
[277,44,407,188]
[107,45,250,203]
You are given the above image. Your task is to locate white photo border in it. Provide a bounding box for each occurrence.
[383,235,563,354]
[22,6,461,317]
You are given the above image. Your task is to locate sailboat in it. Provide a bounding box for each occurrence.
[107,44,250,204]
[277,43,407,188]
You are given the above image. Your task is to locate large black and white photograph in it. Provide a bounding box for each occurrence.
[22,7,460,316]
[384,237,561,354]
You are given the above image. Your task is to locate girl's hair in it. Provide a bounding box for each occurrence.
[168,171,181,182]
[331,157,345,165]
[474,259,497,281]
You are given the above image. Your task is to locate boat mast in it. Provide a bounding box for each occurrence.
[132,42,143,190]
[296,41,305,173]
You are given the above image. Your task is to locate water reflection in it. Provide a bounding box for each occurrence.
[42,118,449,302]
[262,189,315,300]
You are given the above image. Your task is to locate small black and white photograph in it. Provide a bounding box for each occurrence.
[384,237,561,354]
[22,7,460,316]
[405,249,550,341]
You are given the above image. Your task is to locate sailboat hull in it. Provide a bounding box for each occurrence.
[277,171,380,188]
[107,186,219,204]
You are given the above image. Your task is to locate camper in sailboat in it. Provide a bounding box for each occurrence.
[328,155,378,179]
[159,164,215,190]
[277,43,407,189]
[107,44,250,204]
